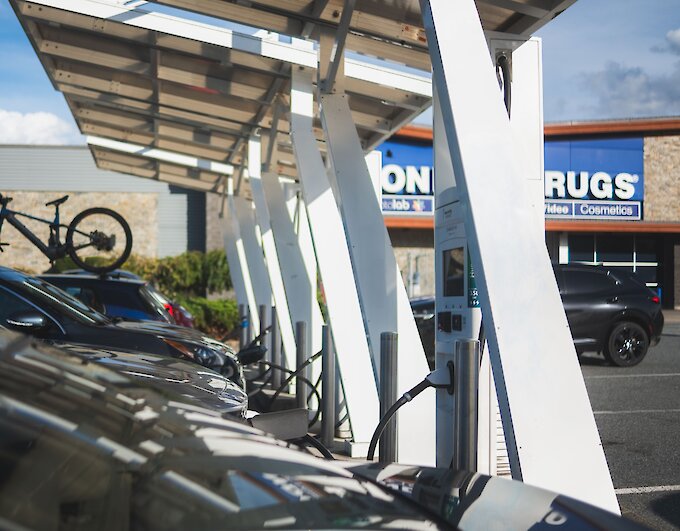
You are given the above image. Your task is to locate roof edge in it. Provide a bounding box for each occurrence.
[395,117,680,141]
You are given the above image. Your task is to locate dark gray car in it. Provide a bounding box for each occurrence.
[0,332,644,530]
[0,267,252,386]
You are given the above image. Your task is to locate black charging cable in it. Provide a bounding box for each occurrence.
[367,364,455,461]
[496,54,512,117]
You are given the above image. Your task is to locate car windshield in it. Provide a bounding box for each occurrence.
[9,276,110,325]
[139,285,174,323]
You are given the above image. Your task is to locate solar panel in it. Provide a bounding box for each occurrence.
[10,0,574,191]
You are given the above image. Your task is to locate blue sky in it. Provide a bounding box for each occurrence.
[0,0,679,144]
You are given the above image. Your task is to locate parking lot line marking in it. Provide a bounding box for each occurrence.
[585,373,680,379]
[594,408,680,415]
[616,485,680,495]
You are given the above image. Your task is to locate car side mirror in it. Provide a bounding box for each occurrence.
[6,311,49,334]
[237,344,266,365]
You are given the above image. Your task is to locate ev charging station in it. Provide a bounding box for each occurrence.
[11,0,621,515]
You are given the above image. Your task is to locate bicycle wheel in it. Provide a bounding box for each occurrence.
[66,207,133,274]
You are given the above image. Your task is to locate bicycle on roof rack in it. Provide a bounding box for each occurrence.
[0,193,132,274]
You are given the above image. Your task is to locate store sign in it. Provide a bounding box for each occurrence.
[544,137,644,220]
[544,171,640,200]
[545,199,641,220]
[382,195,434,214]
[377,139,434,216]
[374,136,645,220]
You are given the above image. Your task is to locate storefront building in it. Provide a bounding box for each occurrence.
[376,118,680,309]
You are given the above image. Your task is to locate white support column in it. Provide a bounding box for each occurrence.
[319,91,435,465]
[290,66,379,448]
[248,136,297,366]
[232,195,273,325]
[509,38,545,239]
[422,0,618,513]
[261,171,324,357]
[224,177,260,333]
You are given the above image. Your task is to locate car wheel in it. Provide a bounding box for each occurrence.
[604,321,649,367]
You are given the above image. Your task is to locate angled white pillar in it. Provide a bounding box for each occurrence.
[319,90,435,465]
[221,214,249,311]
[261,171,325,357]
[290,66,379,447]
[422,0,618,513]
[224,177,260,334]
[286,187,324,400]
[232,195,273,328]
[508,38,546,239]
[248,136,297,366]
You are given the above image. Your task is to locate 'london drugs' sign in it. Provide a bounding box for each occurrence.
[543,137,644,221]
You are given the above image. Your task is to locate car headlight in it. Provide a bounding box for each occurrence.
[162,338,217,367]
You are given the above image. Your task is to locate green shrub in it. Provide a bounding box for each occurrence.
[176,296,239,338]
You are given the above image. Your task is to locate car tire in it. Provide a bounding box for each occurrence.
[604,321,649,367]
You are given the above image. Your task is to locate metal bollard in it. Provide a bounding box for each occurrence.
[453,339,480,472]
[270,307,281,389]
[379,332,398,463]
[321,325,335,449]
[295,321,307,409]
[238,304,248,350]
[258,304,269,362]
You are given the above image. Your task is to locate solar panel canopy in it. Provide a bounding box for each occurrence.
[10,0,575,192]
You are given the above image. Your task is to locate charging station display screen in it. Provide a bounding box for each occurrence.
[443,247,464,297]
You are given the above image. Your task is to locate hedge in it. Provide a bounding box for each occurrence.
[175,296,239,339]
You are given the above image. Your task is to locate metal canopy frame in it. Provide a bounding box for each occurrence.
[11,0,433,193]
[11,0,623,514]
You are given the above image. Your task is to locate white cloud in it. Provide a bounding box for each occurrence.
[0,109,82,144]
[579,61,680,119]
[666,28,680,54]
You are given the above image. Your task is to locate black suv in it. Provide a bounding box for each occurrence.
[554,263,663,366]
[412,264,663,368]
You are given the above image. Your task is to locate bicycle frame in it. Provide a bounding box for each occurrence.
[0,205,69,261]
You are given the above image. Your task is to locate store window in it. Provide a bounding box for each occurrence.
[598,235,634,264]
[569,234,595,262]
[566,233,658,289]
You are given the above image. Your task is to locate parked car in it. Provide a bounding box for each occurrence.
[0,267,254,387]
[57,341,248,417]
[0,331,643,530]
[554,263,663,366]
[48,270,195,327]
[411,264,663,368]
[65,268,197,327]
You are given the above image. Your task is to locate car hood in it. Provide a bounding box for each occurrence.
[112,320,236,355]
[55,342,247,416]
[346,463,643,530]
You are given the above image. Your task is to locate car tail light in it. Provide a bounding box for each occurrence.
[650,295,660,304]
[164,303,175,318]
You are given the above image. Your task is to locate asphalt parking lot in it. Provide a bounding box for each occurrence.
[582,310,680,530]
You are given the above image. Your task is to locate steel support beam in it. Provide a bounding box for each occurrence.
[290,66,378,447]
[261,170,324,357]
[248,136,296,367]
[318,0,355,94]
[422,0,618,513]
[224,176,260,334]
[232,195,273,329]
[286,186,324,398]
[319,90,435,465]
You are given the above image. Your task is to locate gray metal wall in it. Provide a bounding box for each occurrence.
[0,145,205,257]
